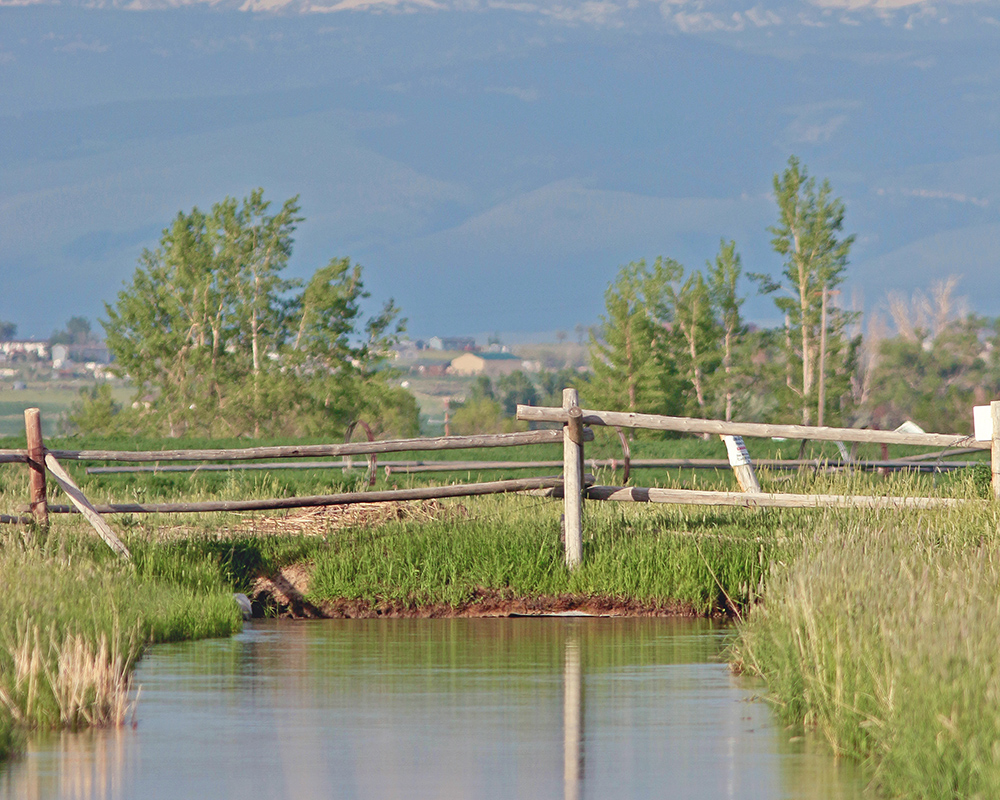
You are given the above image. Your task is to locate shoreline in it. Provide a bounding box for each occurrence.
[251,564,710,620]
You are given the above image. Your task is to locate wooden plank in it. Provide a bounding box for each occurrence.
[44,454,132,560]
[896,447,983,462]
[49,429,592,463]
[584,485,973,510]
[0,451,27,464]
[562,389,584,569]
[86,459,569,475]
[82,456,985,476]
[38,475,568,515]
[517,405,984,450]
[24,408,47,528]
[0,514,31,525]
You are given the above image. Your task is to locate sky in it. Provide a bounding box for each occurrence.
[1,0,999,342]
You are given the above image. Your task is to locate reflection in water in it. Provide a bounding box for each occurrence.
[564,632,582,800]
[0,618,864,800]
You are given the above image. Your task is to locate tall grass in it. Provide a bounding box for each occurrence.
[733,495,1000,797]
[0,526,242,762]
[306,496,791,613]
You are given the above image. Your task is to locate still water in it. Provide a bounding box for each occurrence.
[1,618,864,800]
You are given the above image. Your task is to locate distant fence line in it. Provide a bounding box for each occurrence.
[3,397,998,569]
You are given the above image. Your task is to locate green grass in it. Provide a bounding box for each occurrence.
[0,385,133,438]
[0,523,243,761]
[732,486,1000,798]
[305,497,784,613]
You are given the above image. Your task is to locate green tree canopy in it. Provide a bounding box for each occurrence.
[97,189,415,439]
[50,316,93,346]
[588,259,678,416]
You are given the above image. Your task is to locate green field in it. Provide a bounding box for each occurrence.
[0,384,133,438]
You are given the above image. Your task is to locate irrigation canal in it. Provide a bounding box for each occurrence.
[1,617,863,799]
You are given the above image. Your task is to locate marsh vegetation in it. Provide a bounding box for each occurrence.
[0,429,996,799]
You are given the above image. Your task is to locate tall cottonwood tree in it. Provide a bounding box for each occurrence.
[753,157,855,425]
[100,190,413,438]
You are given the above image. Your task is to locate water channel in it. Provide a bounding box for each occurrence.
[0,617,865,799]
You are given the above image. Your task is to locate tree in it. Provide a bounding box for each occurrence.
[861,281,997,433]
[68,384,133,437]
[50,316,93,346]
[753,156,855,425]
[287,257,407,434]
[866,317,990,434]
[537,367,579,406]
[0,321,15,341]
[448,376,527,435]
[658,259,719,415]
[706,240,746,422]
[588,260,675,415]
[100,189,414,438]
[495,371,538,416]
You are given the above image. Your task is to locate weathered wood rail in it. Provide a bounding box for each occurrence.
[81,456,982,476]
[0,408,599,562]
[516,404,987,450]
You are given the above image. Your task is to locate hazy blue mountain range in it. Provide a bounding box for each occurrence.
[1,0,998,340]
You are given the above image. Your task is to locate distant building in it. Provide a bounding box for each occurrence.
[449,352,523,376]
[0,340,48,361]
[52,343,112,370]
[429,336,477,352]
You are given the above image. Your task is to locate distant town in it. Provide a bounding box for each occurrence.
[0,332,589,387]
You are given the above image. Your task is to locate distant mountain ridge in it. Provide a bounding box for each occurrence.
[4,0,998,32]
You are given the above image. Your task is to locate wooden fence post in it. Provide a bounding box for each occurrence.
[24,408,48,528]
[563,388,584,569]
[992,400,1000,500]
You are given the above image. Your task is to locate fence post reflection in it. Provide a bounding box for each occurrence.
[563,629,584,800]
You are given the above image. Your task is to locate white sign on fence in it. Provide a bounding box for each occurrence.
[974,405,994,442]
[723,435,752,467]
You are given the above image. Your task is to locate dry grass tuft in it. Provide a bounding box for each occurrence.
[0,619,138,730]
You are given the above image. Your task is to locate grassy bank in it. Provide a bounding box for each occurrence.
[0,492,787,763]
[301,497,786,613]
[0,526,243,762]
[733,493,1000,797]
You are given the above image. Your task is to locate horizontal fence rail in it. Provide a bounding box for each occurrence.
[82,457,984,476]
[32,476,570,515]
[4,398,998,569]
[47,429,592,463]
[517,405,987,450]
[584,485,975,510]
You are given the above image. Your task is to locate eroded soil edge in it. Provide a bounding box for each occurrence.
[251,564,703,619]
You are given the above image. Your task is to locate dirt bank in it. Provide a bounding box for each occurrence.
[251,564,704,619]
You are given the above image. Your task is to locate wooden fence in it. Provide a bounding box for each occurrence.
[2,396,998,568]
[517,394,999,567]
